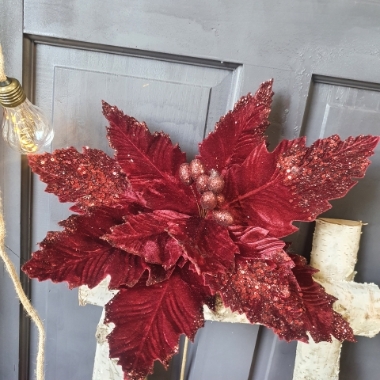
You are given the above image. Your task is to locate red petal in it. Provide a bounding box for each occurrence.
[224,135,379,237]
[28,147,128,209]
[105,270,209,380]
[144,264,175,286]
[22,208,145,289]
[103,102,197,214]
[206,258,309,341]
[229,225,293,267]
[290,254,355,343]
[198,80,273,172]
[206,254,355,343]
[105,211,185,270]
[168,217,237,275]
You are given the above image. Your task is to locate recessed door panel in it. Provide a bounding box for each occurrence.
[28,39,243,379]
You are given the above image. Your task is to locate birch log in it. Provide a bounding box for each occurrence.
[80,218,380,379]
[293,218,380,380]
[79,278,253,378]
[78,277,123,380]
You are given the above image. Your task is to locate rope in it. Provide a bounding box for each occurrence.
[0,194,45,380]
[0,44,7,82]
[179,336,189,380]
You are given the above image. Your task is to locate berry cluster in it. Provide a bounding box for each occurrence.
[179,159,233,226]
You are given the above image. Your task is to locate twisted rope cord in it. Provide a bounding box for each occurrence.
[0,196,45,380]
[0,42,46,379]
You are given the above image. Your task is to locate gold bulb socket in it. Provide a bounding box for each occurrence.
[0,77,27,108]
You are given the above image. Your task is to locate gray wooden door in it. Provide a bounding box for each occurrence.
[2,1,380,379]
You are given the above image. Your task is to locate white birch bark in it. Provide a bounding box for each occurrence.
[79,277,123,379]
[293,218,380,380]
[80,218,380,379]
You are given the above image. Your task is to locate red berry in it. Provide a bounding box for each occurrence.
[200,191,217,210]
[189,159,205,180]
[179,163,193,185]
[208,172,224,193]
[196,174,209,193]
[212,210,234,226]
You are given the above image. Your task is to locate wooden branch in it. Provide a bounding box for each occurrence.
[293,218,380,380]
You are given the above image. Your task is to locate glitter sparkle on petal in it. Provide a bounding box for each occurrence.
[22,80,377,380]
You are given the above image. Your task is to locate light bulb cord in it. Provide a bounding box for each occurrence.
[0,195,46,380]
[0,44,7,82]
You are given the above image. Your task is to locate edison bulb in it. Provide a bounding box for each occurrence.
[0,77,54,154]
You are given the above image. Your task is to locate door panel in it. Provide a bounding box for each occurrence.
[290,75,380,380]
[27,37,243,379]
[23,0,380,83]
[186,322,259,380]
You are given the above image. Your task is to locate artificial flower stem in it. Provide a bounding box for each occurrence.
[179,336,189,380]
[190,183,203,218]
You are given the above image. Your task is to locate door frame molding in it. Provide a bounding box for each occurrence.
[24,34,241,70]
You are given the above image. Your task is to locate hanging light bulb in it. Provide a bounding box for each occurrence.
[0,77,54,154]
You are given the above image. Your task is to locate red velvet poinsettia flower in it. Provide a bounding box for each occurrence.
[23,80,379,380]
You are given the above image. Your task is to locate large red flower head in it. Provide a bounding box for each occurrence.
[23,80,378,380]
